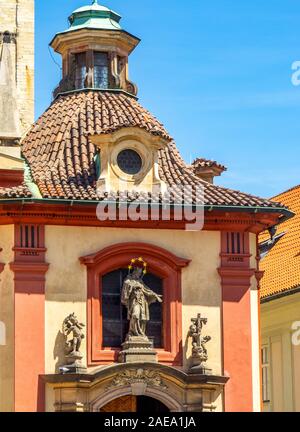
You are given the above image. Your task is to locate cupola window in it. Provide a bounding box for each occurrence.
[94,52,109,89]
[117,149,142,175]
[75,52,87,89]
[51,0,140,97]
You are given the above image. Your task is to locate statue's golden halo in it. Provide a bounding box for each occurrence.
[128,257,148,275]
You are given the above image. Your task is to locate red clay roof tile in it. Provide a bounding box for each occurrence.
[0,90,286,209]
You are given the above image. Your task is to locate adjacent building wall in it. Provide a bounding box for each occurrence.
[0,225,14,412]
[0,0,34,140]
[261,291,300,412]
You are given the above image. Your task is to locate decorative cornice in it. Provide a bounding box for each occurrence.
[0,203,282,233]
[42,362,229,387]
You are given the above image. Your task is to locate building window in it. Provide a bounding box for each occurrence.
[262,346,271,403]
[75,52,87,89]
[117,149,143,175]
[102,269,163,348]
[94,52,109,89]
[81,242,189,365]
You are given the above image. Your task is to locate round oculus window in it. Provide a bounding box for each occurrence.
[117,149,142,175]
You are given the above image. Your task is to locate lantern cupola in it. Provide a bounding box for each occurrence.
[51,0,140,97]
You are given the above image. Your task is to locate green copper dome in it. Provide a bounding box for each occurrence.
[67,0,122,32]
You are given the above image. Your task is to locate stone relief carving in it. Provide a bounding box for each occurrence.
[188,313,212,375]
[108,368,167,390]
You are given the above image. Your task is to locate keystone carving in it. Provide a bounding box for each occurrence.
[108,368,167,390]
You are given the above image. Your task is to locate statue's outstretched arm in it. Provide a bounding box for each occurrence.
[143,286,163,303]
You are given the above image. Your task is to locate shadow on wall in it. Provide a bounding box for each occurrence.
[183,330,190,370]
[53,330,66,373]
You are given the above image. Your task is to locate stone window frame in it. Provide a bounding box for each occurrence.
[80,242,190,366]
[110,138,150,183]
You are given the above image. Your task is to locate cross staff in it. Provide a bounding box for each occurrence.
[191,313,208,333]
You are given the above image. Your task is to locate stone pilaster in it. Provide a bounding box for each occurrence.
[10,224,48,412]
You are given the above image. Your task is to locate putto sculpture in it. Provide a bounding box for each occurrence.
[60,313,86,374]
[119,257,162,363]
[188,313,212,375]
[63,313,85,354]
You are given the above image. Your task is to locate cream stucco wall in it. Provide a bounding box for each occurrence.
[261,291,300,412]
[0,225,14,412]
[45,226,223,411]
[0,153,24,170]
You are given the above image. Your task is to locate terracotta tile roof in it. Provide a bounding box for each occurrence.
[260,185,300,299]
[191,158,227,171]
[0,184,32,199]
[0,90,287,209]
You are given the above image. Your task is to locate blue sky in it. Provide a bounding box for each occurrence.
[35,0,300,198]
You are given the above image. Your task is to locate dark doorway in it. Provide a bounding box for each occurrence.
[137,396,170,413]
[100,395,170,412]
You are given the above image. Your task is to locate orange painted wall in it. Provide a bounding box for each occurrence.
[11,224,48,412]
[219,232,256,412]
[14,281,45,412]
[222,284,253,411]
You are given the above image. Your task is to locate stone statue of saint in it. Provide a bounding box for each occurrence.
[121,260,162,340]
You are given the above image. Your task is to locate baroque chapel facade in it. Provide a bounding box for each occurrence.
[0,1,292,412]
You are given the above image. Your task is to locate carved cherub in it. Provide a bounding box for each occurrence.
[63,313,85,355]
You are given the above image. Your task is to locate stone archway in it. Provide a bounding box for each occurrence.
[90,381,182,412]
[45,362,228,412]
